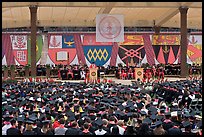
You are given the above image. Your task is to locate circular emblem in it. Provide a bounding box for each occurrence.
[98,16,121,39]
[137,71,142,76]
[91,72,96,76]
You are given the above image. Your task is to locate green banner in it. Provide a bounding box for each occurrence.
[27,35,43,65]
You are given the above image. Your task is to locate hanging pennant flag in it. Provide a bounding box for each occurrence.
[168,46,175,64]
[96,14,124,42]
[157,46,165,64]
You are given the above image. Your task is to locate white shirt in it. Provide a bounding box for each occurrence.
[94,129,107,135]
[110,125,125,135]
[2,123,12,135]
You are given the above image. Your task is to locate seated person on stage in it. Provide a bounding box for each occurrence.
[60,67,68,80]
[128,68,134,79]
[121,68,127,80]
[80,67,86,80]
[67,68,73,80]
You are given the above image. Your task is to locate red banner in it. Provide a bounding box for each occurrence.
[119,35,144,45]
[82,35,112,45]
[152,35,180,45]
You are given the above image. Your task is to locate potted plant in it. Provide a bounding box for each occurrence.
[25,64,30,77]
[46,64,51,78]
[3,65,8,79]
[10,65,16,79]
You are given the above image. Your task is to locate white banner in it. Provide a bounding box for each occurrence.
[49,35,62,48]
[10,35,27,50]
[96,14,124,42]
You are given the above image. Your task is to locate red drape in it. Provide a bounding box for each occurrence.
[2,34,15,65]
[73,34,86,64]
[143,34,155,65]
[110,42,119,66]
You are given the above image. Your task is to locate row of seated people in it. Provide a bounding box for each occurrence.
[116,66,165,80]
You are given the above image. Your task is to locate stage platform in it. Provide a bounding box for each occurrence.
[53,76,200,85]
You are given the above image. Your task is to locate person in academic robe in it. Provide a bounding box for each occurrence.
[6,119,21,135]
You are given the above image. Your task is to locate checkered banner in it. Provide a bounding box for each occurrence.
[96,14,124,42]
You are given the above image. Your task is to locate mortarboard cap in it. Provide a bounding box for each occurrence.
[165,112,171,116]
[142,118,152,124]
[140,111,147,115]
[28,115,38,122]
[68,116,76,121]
[26,120,34,124]
[42,120,51,125]
[182,121,191,128]
[155,121,162,127]
[150,114,157,120]
[17,116,25,122]
[95,118,103,126]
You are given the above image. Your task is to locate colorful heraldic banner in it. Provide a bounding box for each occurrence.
[96,14,124,42]
[119,35,144,45]
[187,35,202,64]
[11,35,28,65]
[27,35,43,65]
[152,35,180,45]
[48,35,76,65]
[83,46,112,66]
[118,45,145,65]
[134,68,144,80]
[82,34,112,45]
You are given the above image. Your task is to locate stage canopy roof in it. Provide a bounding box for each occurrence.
[2,2,202,29]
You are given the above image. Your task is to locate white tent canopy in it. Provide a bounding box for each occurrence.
[2,2,202,29]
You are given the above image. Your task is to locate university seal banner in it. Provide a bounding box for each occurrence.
[27,35,43,65]
[83,46,112,66]
[11,35,28,65]
[118,45,145,65]
[96,14,124,42]
[48,35,77,65]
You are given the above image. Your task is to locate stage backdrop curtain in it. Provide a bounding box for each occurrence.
[2,34,15,65]
[73,34,86,64]
[143,34,155,65]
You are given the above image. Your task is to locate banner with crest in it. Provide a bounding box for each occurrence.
[83,46,112,66]
[48,35,77,65]
[187,35,202,65]
[10,35,28,65]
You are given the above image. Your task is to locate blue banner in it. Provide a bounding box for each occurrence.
[62,35,75,48]
[83,46,112,66]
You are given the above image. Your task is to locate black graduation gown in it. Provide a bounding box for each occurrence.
[65,127,82,135]
[60,70,68,80]
[23,130,36,135]
[6,128,21,135]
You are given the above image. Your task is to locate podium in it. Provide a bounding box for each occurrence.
[89,64,98,83]
[134,68,144,80]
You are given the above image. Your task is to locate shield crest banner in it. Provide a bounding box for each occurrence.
[83,46,112,66]
[48,35,77,65]
[118,45,145,65]
[11,35,28,65]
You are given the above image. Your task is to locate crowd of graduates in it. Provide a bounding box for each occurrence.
[2,78,202,135]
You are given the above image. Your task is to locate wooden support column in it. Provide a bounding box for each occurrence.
[153,26,161,34]
[29,6,38,77]
[179,7,188,78]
